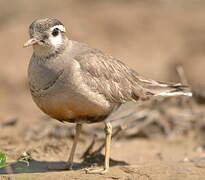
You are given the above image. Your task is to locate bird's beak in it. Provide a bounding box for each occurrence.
[23,38,39,48]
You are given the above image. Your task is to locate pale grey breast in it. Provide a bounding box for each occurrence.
[28,41,114,121]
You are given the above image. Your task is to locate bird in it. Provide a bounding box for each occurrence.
[24,17,192,174]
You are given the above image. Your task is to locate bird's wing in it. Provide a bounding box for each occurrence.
[75,49,192,103]
[74,50,150,103]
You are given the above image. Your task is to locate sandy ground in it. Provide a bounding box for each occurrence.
[0,133,205,179]
[0,0,205,179]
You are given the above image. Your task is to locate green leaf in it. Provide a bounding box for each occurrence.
[17,152,32,166]
[0,152,7,168]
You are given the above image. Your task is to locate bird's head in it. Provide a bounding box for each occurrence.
[24,18,67,56]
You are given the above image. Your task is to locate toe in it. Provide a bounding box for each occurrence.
[85,168,107,174]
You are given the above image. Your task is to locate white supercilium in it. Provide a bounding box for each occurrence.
[49,25,66,48]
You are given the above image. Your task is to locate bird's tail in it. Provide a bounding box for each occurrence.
[153,82,192,97]
[136,75,192,98]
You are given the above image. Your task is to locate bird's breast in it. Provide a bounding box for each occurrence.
[28,57,113,122]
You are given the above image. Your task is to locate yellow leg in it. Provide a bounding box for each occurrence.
[47,123,82,170]
[67,123,82,169]
[85,122,112,174]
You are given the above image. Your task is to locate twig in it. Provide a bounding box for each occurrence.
[176,64,188,85]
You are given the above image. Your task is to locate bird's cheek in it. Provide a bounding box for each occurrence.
[49,35,63,47]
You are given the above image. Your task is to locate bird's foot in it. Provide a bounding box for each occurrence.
[47,162,73,170]
[85,167,108,175]
[67,162,73,170]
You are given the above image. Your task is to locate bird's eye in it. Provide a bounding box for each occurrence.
[52,28,59,36]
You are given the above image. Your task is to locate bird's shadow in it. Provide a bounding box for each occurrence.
[0,153,128,174]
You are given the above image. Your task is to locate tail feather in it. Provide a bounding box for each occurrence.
[134,74,192,98]
[138,78,193,97]
[153,82,192,97]
[155,89,192,97]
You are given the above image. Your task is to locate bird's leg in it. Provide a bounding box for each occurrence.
[85,122,112,174]
[67,123,82,170]
[47,123,82,170]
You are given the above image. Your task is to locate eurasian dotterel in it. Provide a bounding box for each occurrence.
[24,18,192,174]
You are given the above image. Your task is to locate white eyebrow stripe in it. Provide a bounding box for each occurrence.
[50,25,66,32]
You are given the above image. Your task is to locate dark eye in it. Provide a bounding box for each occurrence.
[52,28,59,36]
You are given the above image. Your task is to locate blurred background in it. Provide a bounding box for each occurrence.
[1,0,205,120]
[0,0,205,177]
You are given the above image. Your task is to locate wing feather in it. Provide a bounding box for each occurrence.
[74,48,191,103]
[75,50,148,103]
